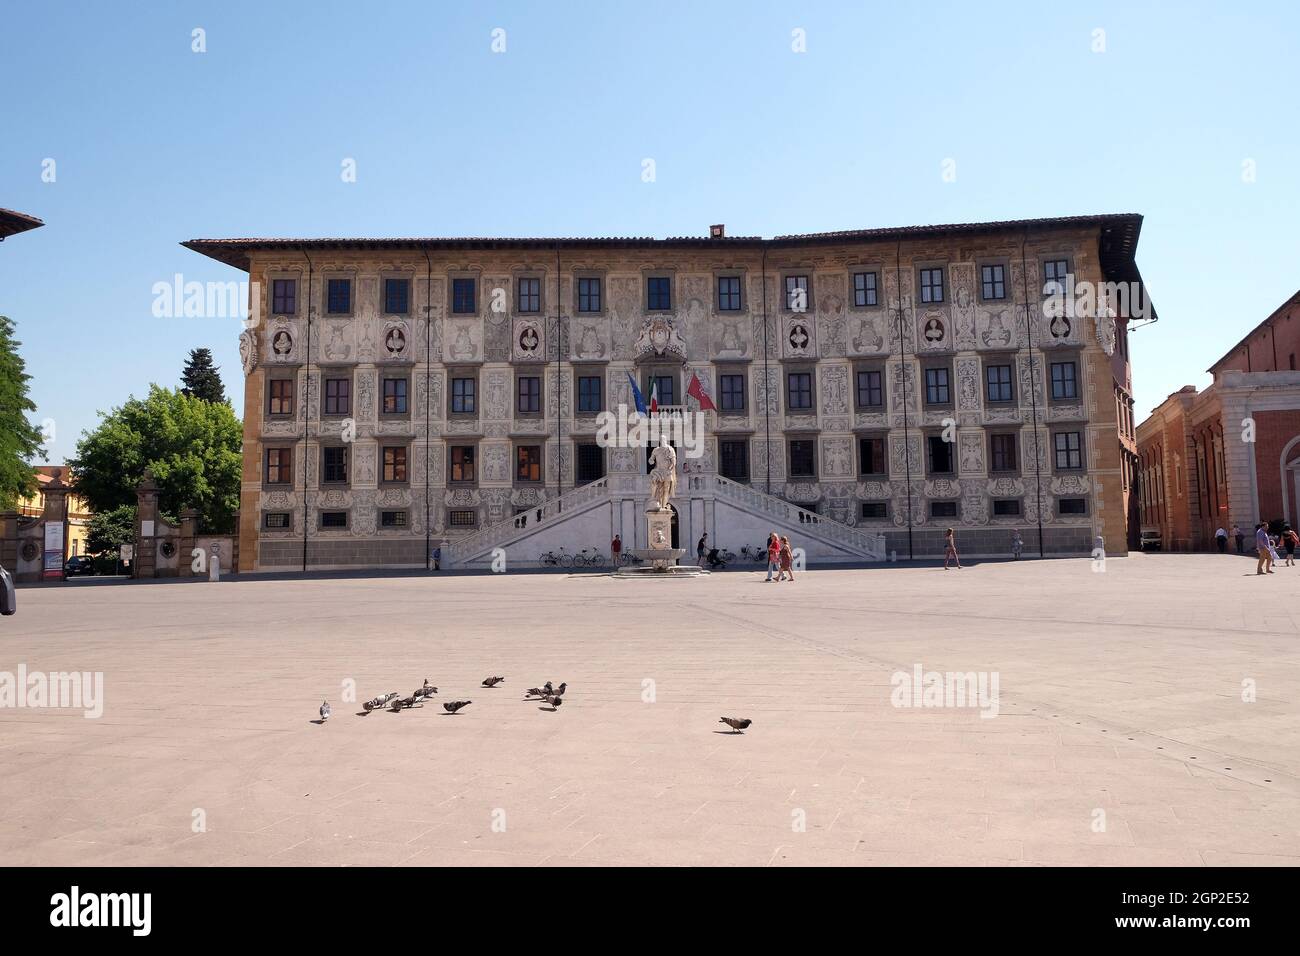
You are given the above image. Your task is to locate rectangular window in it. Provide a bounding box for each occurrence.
[1051,361,1078,399]
[577,277,602,313]
[271,279,296,315]
[384,278,409,315]
[323,446,348,484]
[449,509,476,527]
[785,275,809,311]
[576,443,604,483]
[265,448,292,485]
[517,277,541,314]
[264,511,290,529]
[930,501,958,518]
[925,367,951,405]
[652,375,675,406]
[1043,258,1070,296]
[719,373,745,411]
[647,276,671,311]
[859,437,885,475]
[985,364,1013,403]
[320,511,348,529]
[380,510,408,528]
[452,278,476,314]
[856,369,883,408]
[1054,431,1083,470]
[789,439,816,477]
[928,436,954,474]
[382,378,407,414]
[787,371,813,410]
[268,378,294,416]
[516,445,541,482]
[1059,497,1087,515]
[327,278,351,314]
[852,271,878,307]
[577,375,602,413]
[990,433,1018,472]
[981,264,1006,300]
[920,267,945,304]
[324,378,350,415]
[993,498,1021,517]
[451,377,476,414]
[450,446,475,483]
[720,439,749,480]
[861,502,888,519]
[717,276,742,312]
[517,376,541,414]
[382,446,407,483]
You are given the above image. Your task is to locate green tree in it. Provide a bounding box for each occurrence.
[85,503,137,556]
[70,385,242,532]
[181,347,226,404]
[0,315,45,510]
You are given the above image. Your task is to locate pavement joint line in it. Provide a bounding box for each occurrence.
[689,600,1300,795]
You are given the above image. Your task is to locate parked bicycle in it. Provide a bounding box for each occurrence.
[717,548,736,563]
[740,544,768,563]
[618,551,644,566]
[572,547,606,567]
[539,547,573,567]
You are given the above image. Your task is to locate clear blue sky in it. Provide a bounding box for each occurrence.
[2,0,1297,465]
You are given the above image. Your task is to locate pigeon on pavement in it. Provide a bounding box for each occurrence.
[482,676,505,688]
[719,717,752,733]
[319,701,331,721]
[443,700,472,714]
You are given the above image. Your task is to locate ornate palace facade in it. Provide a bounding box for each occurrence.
[184,213,1150,571]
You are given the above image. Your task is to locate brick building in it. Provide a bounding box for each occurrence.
[184,213,1152,571]
[1137,292,1300,551]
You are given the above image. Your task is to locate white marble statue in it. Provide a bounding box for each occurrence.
[648,436,678,512]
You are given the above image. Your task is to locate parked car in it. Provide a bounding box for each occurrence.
[64,555,96,576]
[1,564,14,615]
[1139,528,1162,552]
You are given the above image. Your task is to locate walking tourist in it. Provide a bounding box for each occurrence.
[1215,526,1228,553]
[697,532,708,568]
[777,536,794,582]
[1232,524,1244,554]
[1283,526,1298,567]
[765,531,780,582]
[1255,523,1274,575]
[611,534,622,565]
[1011,530,1023,560]
[944,528,961,570]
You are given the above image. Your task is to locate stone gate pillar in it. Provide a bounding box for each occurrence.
[135,471,160,579]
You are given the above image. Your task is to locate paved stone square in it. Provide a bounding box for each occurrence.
[2,553,1297,867]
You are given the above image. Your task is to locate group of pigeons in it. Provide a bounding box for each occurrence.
[317,675,570,721]
[317,680,752,733]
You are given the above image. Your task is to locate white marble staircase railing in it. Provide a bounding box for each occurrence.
[445,476,610,563]
[704,474,887,560]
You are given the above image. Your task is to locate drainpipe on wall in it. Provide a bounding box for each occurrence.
[422,246,433,570]
[895,240,913,561]
[301,249,314,573]
[1019,234,1046,558]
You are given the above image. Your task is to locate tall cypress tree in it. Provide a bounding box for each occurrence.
[181,347,226,404]
[0,315,45,510]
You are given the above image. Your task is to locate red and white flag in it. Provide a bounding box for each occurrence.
[648,378,659,414]
[686,371,717,411]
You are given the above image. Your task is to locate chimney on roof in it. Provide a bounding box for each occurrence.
[709,224,725,239]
